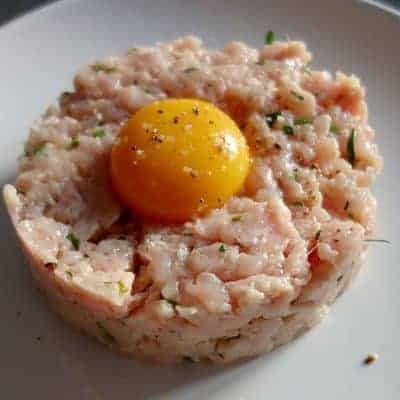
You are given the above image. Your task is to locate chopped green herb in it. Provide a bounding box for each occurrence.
[65,270,73,279]
[292,201,304,207]
[255,60,265,66]
[68,139,80,149]
[293,168,300,182]
[127,47,138,54]
[117,280,129,295]
[344,200,350,211]
[91,63,116,73]
[163,297,178,306]
[66,233,80,250]
[92,128,106,138]
[347,128,356,167]
[228,333,242,340]
[290,90,305,101]
[29,142,46,156]
[232,215,242,222]
[96,321,115,344]
[315,230,321,241]
[283,125,294,135]
[183,67,198,73]
[218,244,226,253]
[265,111,282,127]
[363,239,391,244]
[294,118,313,125]
[183,232,193,237]
[264,30,275,45]
[301,65,312,76]
[330,124,338,134]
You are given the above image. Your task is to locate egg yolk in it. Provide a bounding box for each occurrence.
[110,99,250,222]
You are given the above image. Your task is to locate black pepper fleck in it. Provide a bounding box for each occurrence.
[151,134,164,143]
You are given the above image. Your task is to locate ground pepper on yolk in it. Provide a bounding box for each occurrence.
[110,99,250,222]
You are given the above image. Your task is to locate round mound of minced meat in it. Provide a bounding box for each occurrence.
[3,36,381,363]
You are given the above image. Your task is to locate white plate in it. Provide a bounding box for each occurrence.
[1,0,399,398]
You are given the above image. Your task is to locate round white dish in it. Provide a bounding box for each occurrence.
[0,0,399,398]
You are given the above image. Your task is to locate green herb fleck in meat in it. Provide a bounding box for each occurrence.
[330,124,338,134]
[293,168,300,182]
[265,111,282,127]
[264,30,275,45]
[96,321,115,344]
[347,128,356,167]
[65,270,73,279]
[91,63,116,73]
[118,280,129,295]
[283,125,294,135]
[26,142,46,156]
[294,118,313,125]
[290,90,304,101]
[183,67,198,73]
[66,233,80,250]
[167,299,178,306]
[92,128,106,138]
[301,65,312,76]
[68,139,80,149]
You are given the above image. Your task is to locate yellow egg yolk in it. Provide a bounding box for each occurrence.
[110,99,250,222]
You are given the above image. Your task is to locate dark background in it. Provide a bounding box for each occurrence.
[0,0,399,26]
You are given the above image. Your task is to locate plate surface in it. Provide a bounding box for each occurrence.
[0,1,399,399]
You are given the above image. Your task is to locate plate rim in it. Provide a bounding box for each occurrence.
[0,0,399,35]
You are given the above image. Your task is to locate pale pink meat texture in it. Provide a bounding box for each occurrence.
[3,36,381,363]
